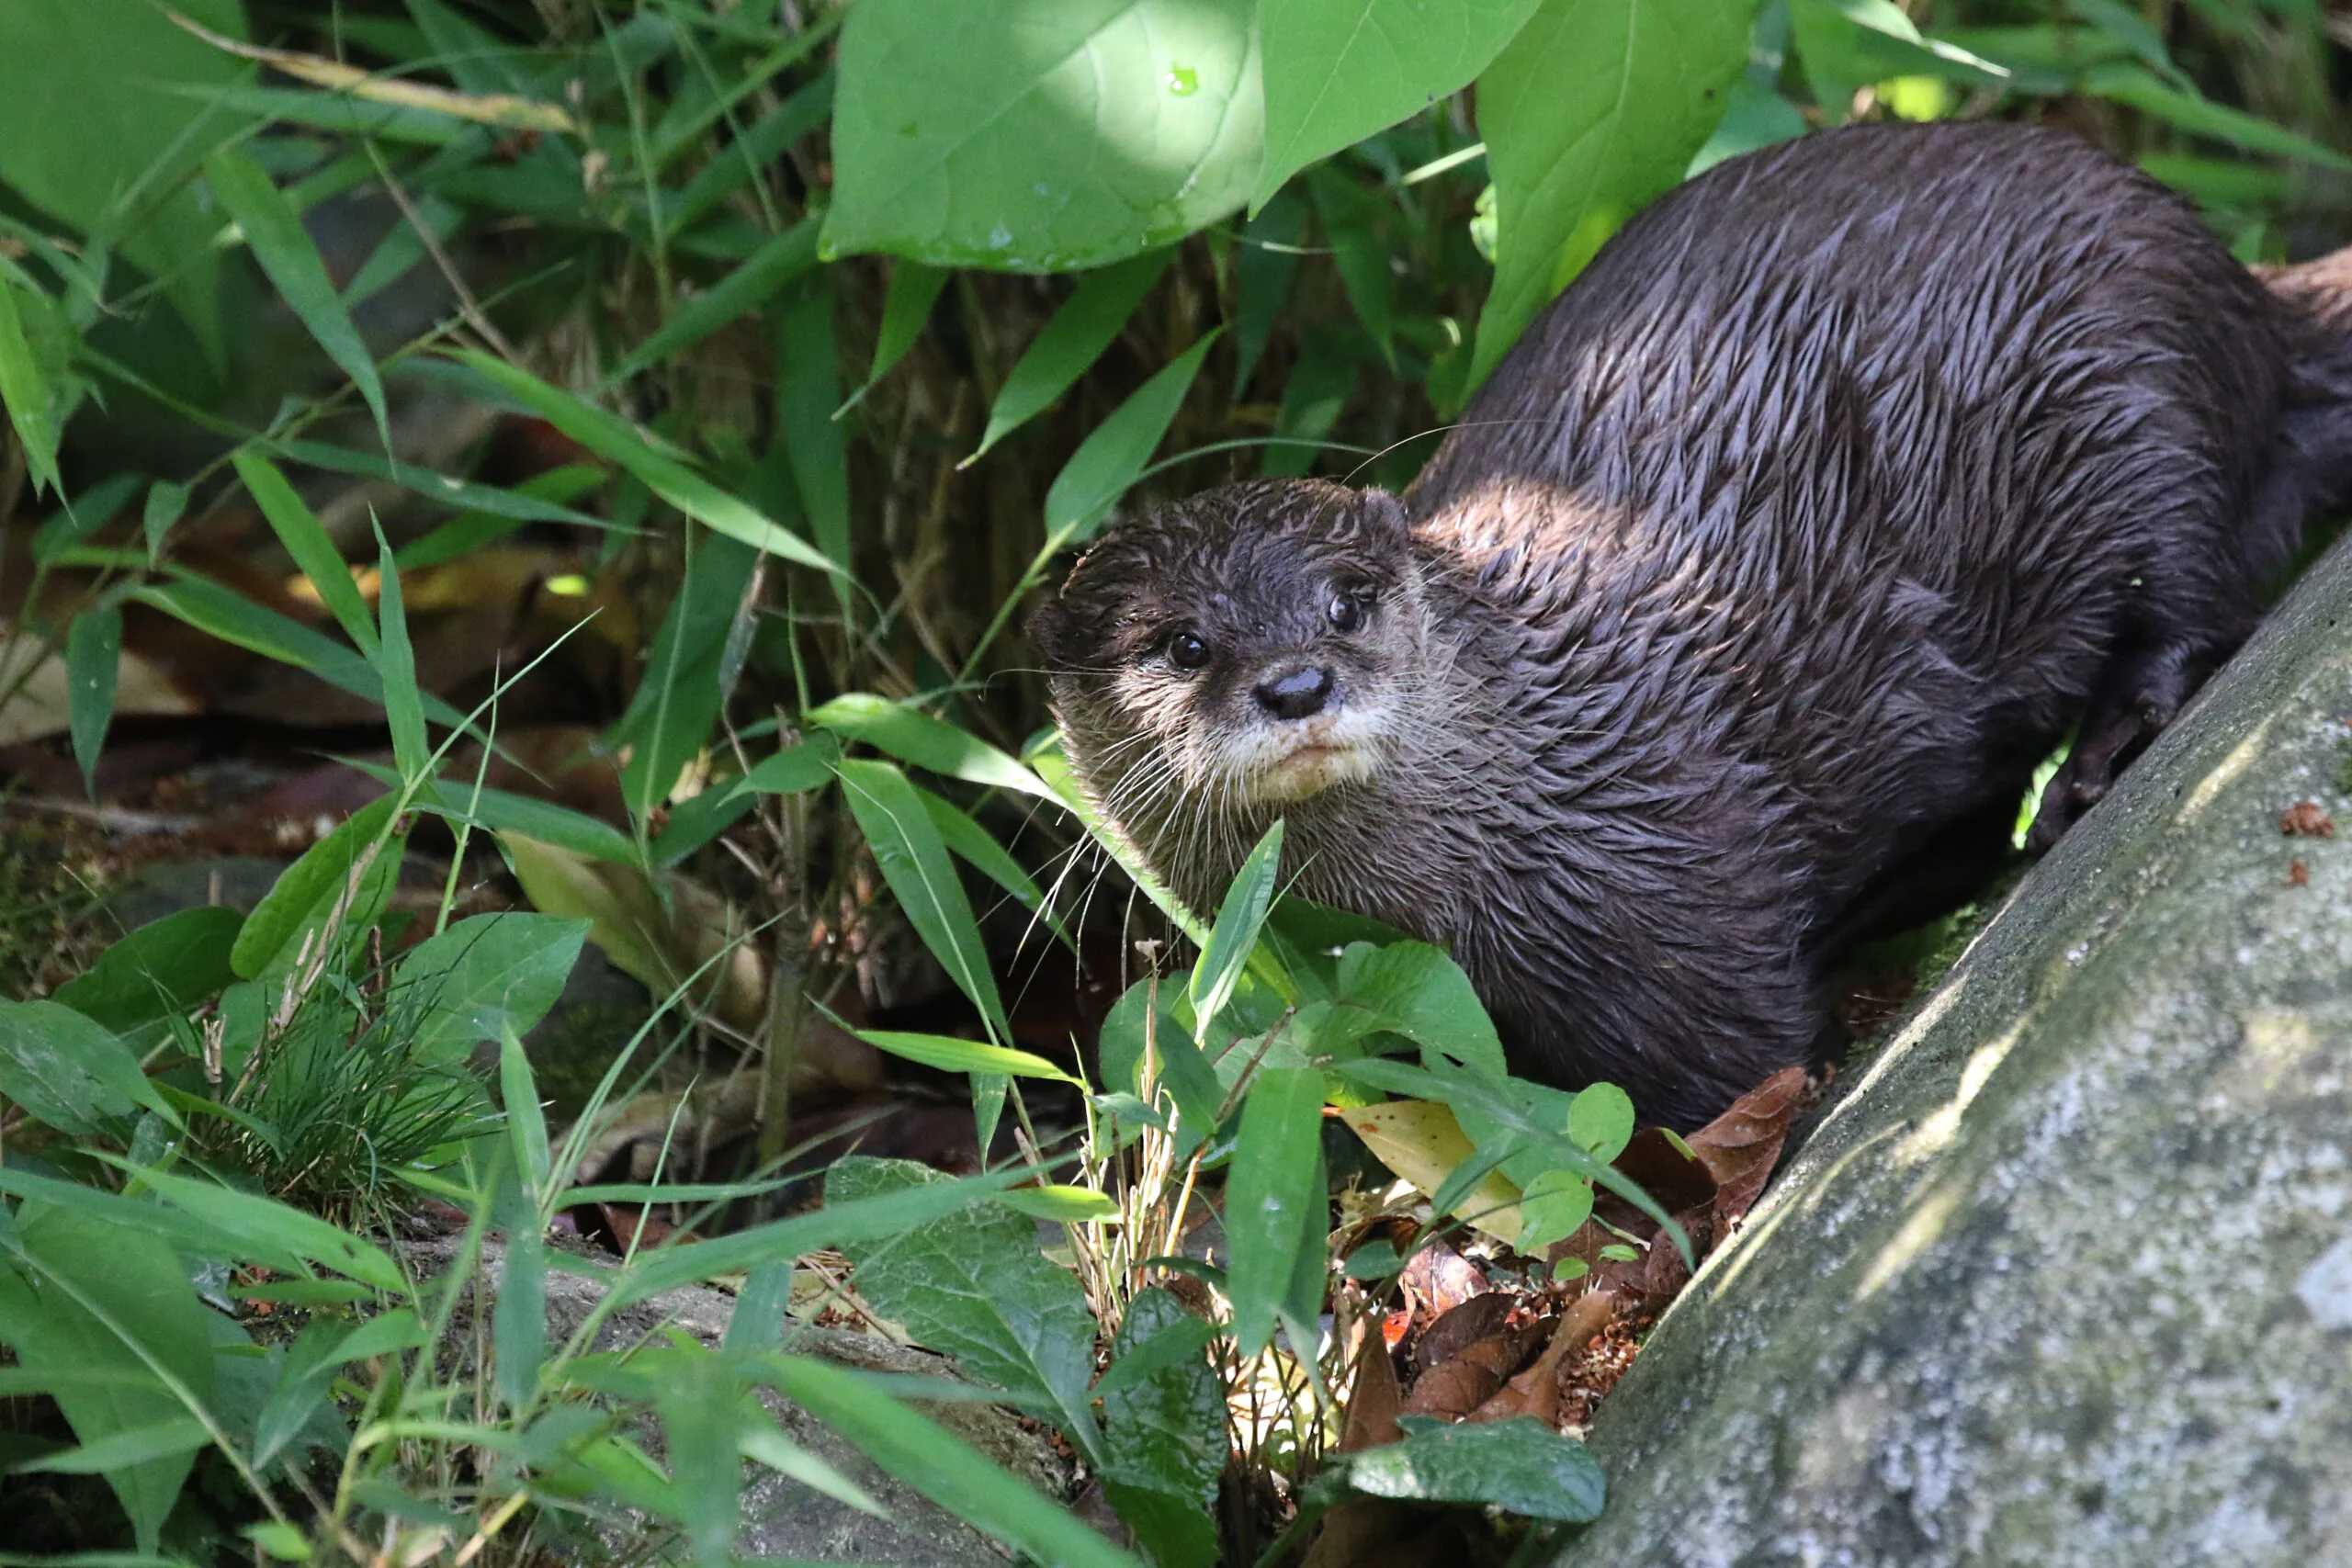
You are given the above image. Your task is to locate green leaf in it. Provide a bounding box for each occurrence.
[823,0,1260,271]
[375,528,429,782]
[826,1158,1102,1463]
[1469,0,1756,389]
[842,260,948,412]
[611,1163,1023,1305]
[448,349,842,578]
[607,220,822,385]
[0,0,246,363]
[0,1208,219,1552]
[725,736,841,803]
[917,785,1070,947]
[18,1416,212,1473]
[670,74,837,236]
[205,147,390,440]
[811,693,1050,798]
[1334,1416,1604,1520]
[246,1522,314,1562]
[392,913,591,1062]
[1308,169,1396,369]
[1514,1168,1595,1252]
[0,999,157,1134]
[232,452,375,653]
[409,776,637,864]
[650,1348,741,1567]
[143,479,190,558]
[115,1163,408,1290]
[775,278,851,581]
[66,603,123,795]
[837,759,1010,1043]
[1335,941,1509,1081]
[2084,63,2352,171]
[1567,1081,1635,1162]
[614,528,757,820]
[1254,0,1542,207]
[1044,329,1221,543]
[230,794,400,979]
[53,906,243,1038]
[1099,1289,1223,1551]
[856,1030,1073,1082]
[0,275,62,495]
[128,576,373,695]
[1190,820,1283,1042]
[1233,190,1306,396]
[760,1351,1143,1568]
[490,1119,547,1416]
[997,1185,1121,1223]
[1223,1065,1327,1355]
[971,251,1171,461]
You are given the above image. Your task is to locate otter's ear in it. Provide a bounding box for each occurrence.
[1355,489,1409,547]
[1027,592,1084,672]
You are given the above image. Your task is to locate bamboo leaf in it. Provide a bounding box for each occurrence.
[205,146,390,440]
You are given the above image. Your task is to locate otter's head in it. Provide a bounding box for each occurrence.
[1029,479,1434,891]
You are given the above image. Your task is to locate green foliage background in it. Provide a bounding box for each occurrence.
[0,0,2344,1562]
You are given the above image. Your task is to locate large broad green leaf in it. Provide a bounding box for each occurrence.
[827,1157,1102,1465]
[1469,0,1756,389]
[0,1000,163,1134]
[0,1209,220,1553]
[52,906,243,1039]
[823,0,1261,270]
[1254,0,1544,207]
[0,0,248,363]
[1098,1288,1223,1566]
[1329,1415,1604,1520]
[392,913,591,1062]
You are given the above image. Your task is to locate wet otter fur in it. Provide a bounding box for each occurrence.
[1031,121,2352,1129]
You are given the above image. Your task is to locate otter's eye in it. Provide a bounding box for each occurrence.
[1325,591,1366,634]
[1165,631,1212,671]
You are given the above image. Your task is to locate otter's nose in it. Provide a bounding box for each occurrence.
[1253,666,1335,721]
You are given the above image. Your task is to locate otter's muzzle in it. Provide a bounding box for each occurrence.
[1254,665,1337,720]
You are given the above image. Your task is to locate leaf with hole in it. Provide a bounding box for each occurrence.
[824,0,1258,271]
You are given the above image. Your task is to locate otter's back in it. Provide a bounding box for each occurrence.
[1407,121,2290,913]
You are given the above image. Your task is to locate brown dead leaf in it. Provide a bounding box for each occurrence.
[1684,1065,1808,1229]
[2281,800,2335,838]
[1339,1326,1404,1453]
[1402,1354,1508,1419]
[2290,859,2311,887]
[1410,1291,1513,1374]
[1468,1289,1618,1426]
[1398,1236,1486,1318]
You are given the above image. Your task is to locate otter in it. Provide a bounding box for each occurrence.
[1030,121,2352,1129]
